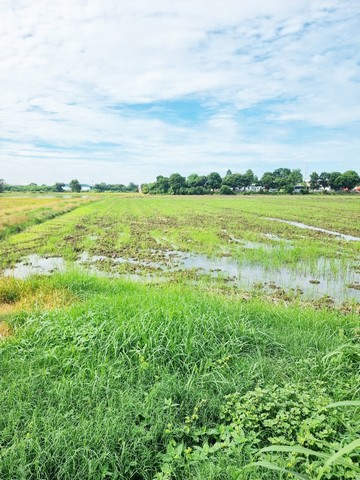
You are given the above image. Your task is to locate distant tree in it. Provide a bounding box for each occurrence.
[336,170,360,190]
[154,175,170,194]
[127,182,138,192]
[169,173,186,194]
[222,174,238,190]
[243,169,257,187]
[69,179,81,192]
[54,182,65,192]
[94,182,107,192]
[219,185,234,195]
[289,169,303,185]
[0,179,4,193]
[226,169,232,176]
[319,172,329,189]
[260,172,276,190]
[328,172,342,190]
[206,172,222,190]
[309,172,320,190]
[284,184,295,194]
[141,183,150,194]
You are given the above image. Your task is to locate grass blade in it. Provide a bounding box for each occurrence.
[247,460,310,480]
[316,439,360,480]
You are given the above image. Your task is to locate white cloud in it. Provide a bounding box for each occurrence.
[0,0,359,183]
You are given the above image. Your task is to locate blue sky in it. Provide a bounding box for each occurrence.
[0,0,359,185]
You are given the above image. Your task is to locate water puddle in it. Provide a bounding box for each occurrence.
[2,251,360,304]
[163,251,359,303]
[228,236,274,250]
[3,255,66,279]
[262,233,292,243]
[267,218,360,241]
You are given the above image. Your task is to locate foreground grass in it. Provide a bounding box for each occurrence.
[0,272,359,479]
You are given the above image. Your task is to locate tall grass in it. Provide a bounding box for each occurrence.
[0,272,358,479]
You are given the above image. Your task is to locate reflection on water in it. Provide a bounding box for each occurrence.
[3,250,360,304]
[267,218,360,241]
[3,255,66,279]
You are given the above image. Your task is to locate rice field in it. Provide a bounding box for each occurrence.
[0,194,359,479]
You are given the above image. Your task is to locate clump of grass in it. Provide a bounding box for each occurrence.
[0,321,11,339]
[0,276,78,315]
[0,278,22,304]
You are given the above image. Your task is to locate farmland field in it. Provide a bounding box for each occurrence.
[0,194,359,479]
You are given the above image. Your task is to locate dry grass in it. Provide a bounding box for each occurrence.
[0,196,94,237]
[0,276,78,315]
[0,321,11,339]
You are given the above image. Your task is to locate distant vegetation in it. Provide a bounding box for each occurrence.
[0,179,139,193]
[1,168,359,195]
[142,168,360,195]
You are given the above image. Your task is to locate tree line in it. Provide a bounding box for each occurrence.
[141,168,360,195]
[309,170,360,191]
[1,169,359,195]
[0,179,138,193]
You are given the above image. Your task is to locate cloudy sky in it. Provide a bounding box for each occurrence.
[1,0,359,185]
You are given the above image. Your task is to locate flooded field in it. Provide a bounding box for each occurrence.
[1,195,359,308]
[4,250,360,304]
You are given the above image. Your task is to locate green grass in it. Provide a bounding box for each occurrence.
[0,272,359,479]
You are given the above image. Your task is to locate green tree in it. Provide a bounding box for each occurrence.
[289,169,303,185]
[186,174,207,189]
[243,169,257,187]
[206,172,222,190]
[154,175,170,194]
[69,179,81,192]
[127,182,138,192]
[219,185,234,195]
[336,170,360,190]
[222,174,238,190]
[169,173,186,194]
[54,182,65,192]
[319,172,329,189]
[260,172,276,190]
[0,179,4,193]
[328,172,342,190]
[309,172,319,190]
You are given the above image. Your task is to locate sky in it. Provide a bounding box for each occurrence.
[0,0,359,185]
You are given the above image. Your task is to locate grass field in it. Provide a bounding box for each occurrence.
[0,195,97,240]
[0,194,359,479]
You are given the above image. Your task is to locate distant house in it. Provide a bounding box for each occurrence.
[62,184,92,192]
[293,185,303,194]
[245,184,263,193]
